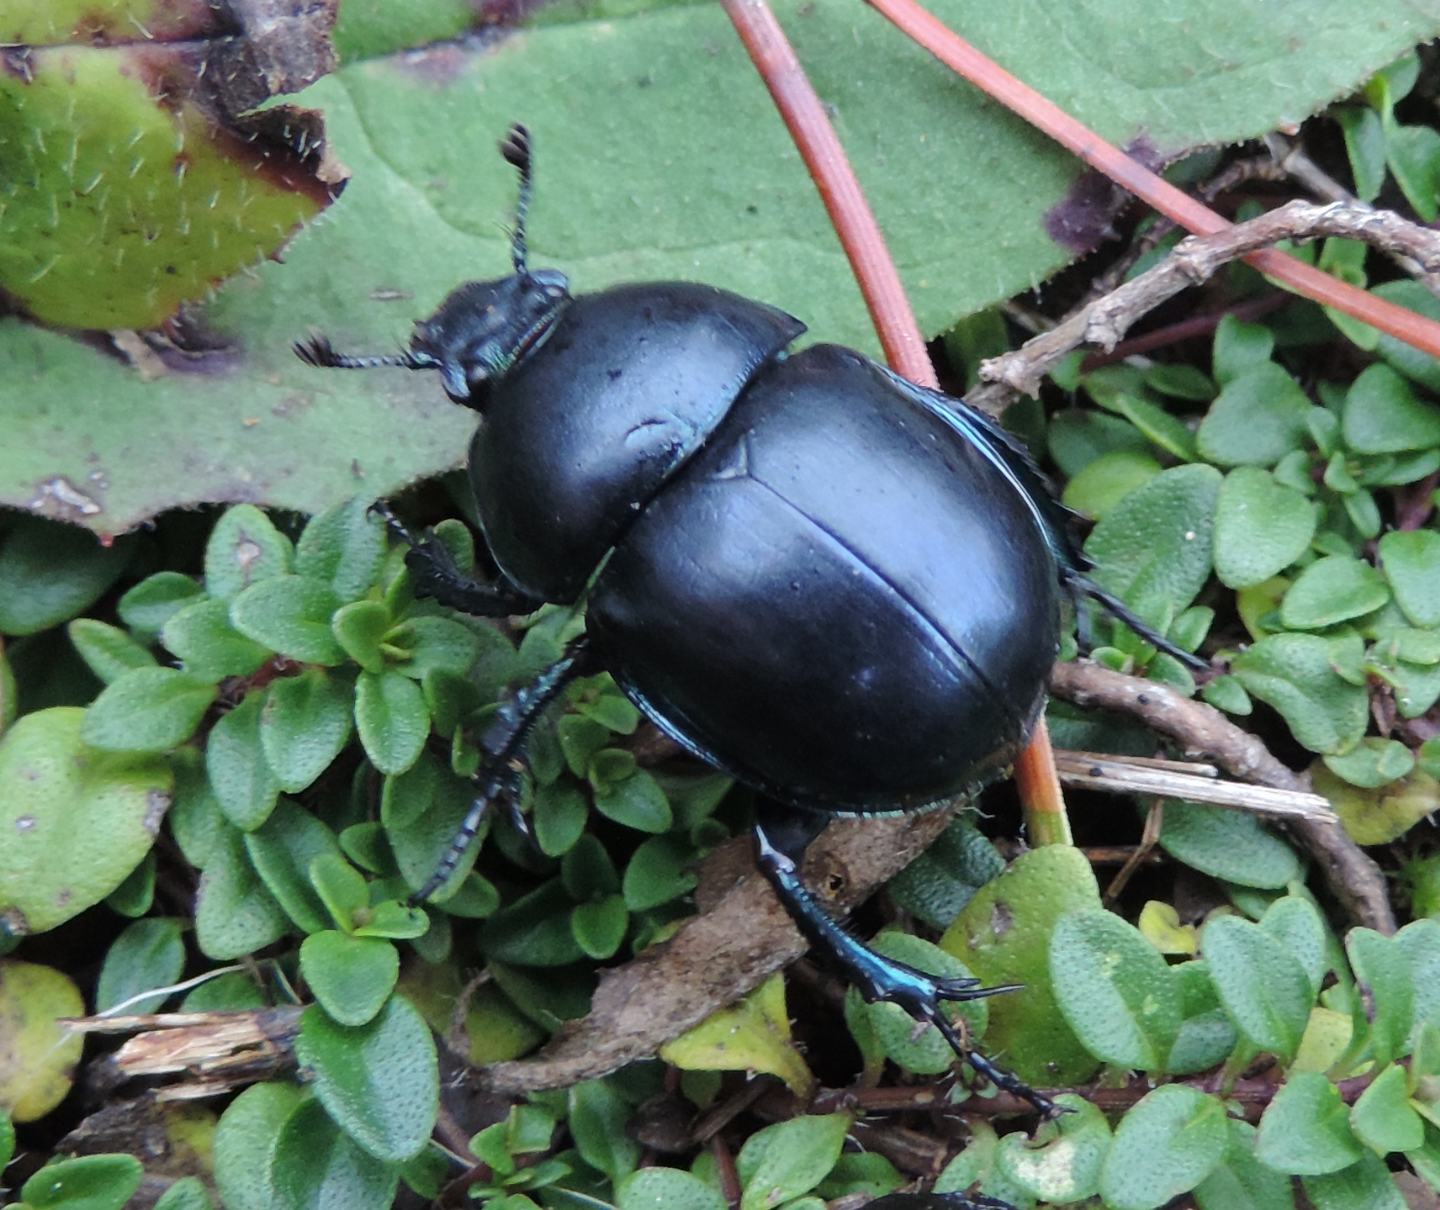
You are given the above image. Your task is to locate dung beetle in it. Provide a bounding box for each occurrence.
[297,125,1203,1116]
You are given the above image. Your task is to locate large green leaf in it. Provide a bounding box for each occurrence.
[3,0,1436,532]
[0,707,170,936]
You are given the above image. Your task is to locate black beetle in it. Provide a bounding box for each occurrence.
[297,125,1202,1116]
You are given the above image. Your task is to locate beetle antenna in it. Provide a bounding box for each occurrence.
[294,333,431,372]
[499,122,533,276]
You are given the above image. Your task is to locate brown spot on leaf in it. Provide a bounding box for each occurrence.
[988,899,1015,939]
[1,48,35,82]
[1044,134,1170,254]
[0,907,27,938]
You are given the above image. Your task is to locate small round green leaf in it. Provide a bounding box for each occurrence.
[1194,1118,1295,1210]
[1302,1151,1408,1210]
[260,669,354,792]
[0,518,130,636]
[1257,1070,1364,1174]
[1231,633,1370,754]
[1315,761,1440,845]
[83,667,217,753]
[1343,363,1440,454]
[1322,737,1415,789]
[294,995,439,1162]
[96,916,186,1014]
[622,834,698,912]
[1374,279,1440,392]
[1197,363,1314,466]
[230,576,345,666]
[117,571,204,639]
[0,707,170,935]
[592,769,672,833]
[1049,908,1181,1070]
[384,616,481,681]
[20,1153,143,1210]
[309,853,370,933]
[162,598,272,680]
[1203,916,1313,1060]
[1346,928,1414,1066]
[1213,315,1276,385]
[214,1081,305,1210]
[1158,802,1301,889]
[331,600,391,674]
[243,800,346,934]
[1213,466,1317,589]
[271,1098,398,1210]
[1062,449,1162,518]
[208,691,280,831]
[940,844,1103,1086]
[533,779,588,858]
[1378,530,1440,628]
[205,506,293,602]
[568,1079,641,1184]
[154,1176,214,1210]
[570,894,628,960]
[735,1112,852,1210]
[1280,556,1389,629]
[295,497,387,603]
[66,618,157,684]
[355,669,429,775]
[1098,1085,1227,1210]
[481,880,586,967]
[996,1094,1110,1204]
[1084,463,1221,619]
[616,1168,726,1210]
[1350,1060,1423,1155]
[1259,895,1329,998]
[300,931,399,1026]
[194,826,290,960]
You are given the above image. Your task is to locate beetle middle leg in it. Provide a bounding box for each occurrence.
[370,501,543,617]
[752,817,1062,1118]
[411,635,595,903]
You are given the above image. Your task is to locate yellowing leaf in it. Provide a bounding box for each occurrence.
[1138,901,1198,956]
[661,973,813,1098]
[0,960,84,1122]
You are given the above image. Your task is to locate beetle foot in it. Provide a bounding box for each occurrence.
[367,501,467,603]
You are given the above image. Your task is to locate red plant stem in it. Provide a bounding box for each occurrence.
[722,0,932,384]
[866,0,1440,362]
[722,0,1067,827]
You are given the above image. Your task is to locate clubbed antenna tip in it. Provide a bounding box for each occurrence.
[293,333,425,372]
[500,123,532,173]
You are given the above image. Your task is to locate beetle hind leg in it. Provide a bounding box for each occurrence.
[753,821,1062,1118]
[371,501,542,617]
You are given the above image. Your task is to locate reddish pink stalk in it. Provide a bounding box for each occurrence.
[867,0,1440,361]
[722,0,1068,825]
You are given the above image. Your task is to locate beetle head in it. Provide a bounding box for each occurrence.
[294,122,571,408]
[408,269,571,405]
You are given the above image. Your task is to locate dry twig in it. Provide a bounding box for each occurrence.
[1053,750,1335,821]
[971,199,1440,410]
[1050,662,1395,933]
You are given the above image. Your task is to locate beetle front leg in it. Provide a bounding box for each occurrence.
[753,821,1063,1119]
[371,501,542,617]
[410,636,595,902]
